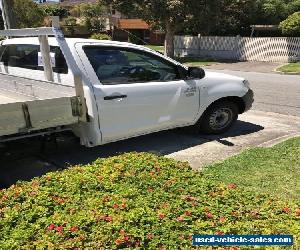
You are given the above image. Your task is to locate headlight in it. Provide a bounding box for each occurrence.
[243,80,250,88]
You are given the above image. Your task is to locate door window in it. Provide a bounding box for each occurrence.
[83,46,180,85]
[0,44,68,74]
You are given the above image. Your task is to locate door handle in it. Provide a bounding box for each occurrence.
[104,94,127,100]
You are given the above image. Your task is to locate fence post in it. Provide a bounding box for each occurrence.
[235,35,241,61]
[198,34,201,57]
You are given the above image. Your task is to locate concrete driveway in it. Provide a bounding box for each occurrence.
[1,65,300,187]
[168,110,300,168]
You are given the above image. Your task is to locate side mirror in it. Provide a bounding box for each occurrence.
[188,67,205,79]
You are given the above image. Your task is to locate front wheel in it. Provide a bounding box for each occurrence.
[198,101,239,134]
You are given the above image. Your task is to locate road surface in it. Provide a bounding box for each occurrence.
[208,70,300,116]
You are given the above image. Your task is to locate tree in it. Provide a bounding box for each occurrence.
[73,2,108,34]
[40,4,69,19]
[12,0,45,28]
[286,0,300,15]
[105,0,209,58]
[184,0,260,36]
[1,0,17,28]
[256,0,288,24]
[63,16,77,36]
[279,12,300,36]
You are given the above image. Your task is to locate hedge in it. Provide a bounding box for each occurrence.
[0,153,299,249]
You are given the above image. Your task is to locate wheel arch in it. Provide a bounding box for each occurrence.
[207,96,246,114]
[196,96,245,125]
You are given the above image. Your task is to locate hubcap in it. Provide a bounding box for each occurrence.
[209,108,233,130]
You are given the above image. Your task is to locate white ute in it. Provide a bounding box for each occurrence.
[0,21,254,147]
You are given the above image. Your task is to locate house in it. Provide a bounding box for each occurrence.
[112,18,164,45]
[58,0,165,45]
[60,0,98,6]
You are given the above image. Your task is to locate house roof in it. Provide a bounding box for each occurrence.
[118,19,149,30]
[60,0,98,6]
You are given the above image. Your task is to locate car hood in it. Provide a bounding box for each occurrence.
[204,70,244,82]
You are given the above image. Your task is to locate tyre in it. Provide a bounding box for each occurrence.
[199,101,239,134]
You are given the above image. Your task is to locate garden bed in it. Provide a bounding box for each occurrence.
[0,151,299,249]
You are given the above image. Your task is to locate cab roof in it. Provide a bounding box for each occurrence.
[1,37,153,52]
[1,37,179,66]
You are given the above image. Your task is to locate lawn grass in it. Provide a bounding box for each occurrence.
[203,137,300,201]
[145,45,164,53]
[277,62,300,73]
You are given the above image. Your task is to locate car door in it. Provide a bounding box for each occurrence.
[78,45,200,143]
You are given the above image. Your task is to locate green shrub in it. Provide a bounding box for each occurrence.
[90,33,111,40]
[63,16,77,36]
[280,12,300,36]
[0,153,299,249]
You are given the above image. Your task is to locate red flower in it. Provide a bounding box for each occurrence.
[295,210,300,216]
[47,224,55,231]
[219,217,226,223]
[205,212,214,219]
[45,176,52,181]
[70,226,78,233]
[147,233,154,239]
[216,231,224,235]
[228,183,237,189]
[232,247,240,250]
[185,211,192,216]
[123,236,129,241]
[209,192,218,197]
[147,188,154,192]
[119,229,126,235]
[204,207,210,212]
[112,204,119,209]
[115,239,123,246]
[159,213,166,220]
[55,225,63,232]
[231,211,238,217]
[176,216,184,222]
[283,207,290,213]
[105,216,113,222]
[121,203,127,209]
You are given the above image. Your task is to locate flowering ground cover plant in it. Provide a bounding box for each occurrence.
[0,152,299,249]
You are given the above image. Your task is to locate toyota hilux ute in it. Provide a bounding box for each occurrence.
[0,22,253,147]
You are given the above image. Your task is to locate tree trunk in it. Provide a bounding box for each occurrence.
[1,0,16,29]
[164,22,175,58]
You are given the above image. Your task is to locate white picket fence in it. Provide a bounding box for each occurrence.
[174,36,300,62]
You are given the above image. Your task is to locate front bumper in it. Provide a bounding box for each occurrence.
[242,89,254,112]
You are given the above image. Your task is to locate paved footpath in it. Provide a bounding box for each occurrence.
[168,110,300,169]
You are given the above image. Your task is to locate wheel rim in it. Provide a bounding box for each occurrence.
[208,108,233,130]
